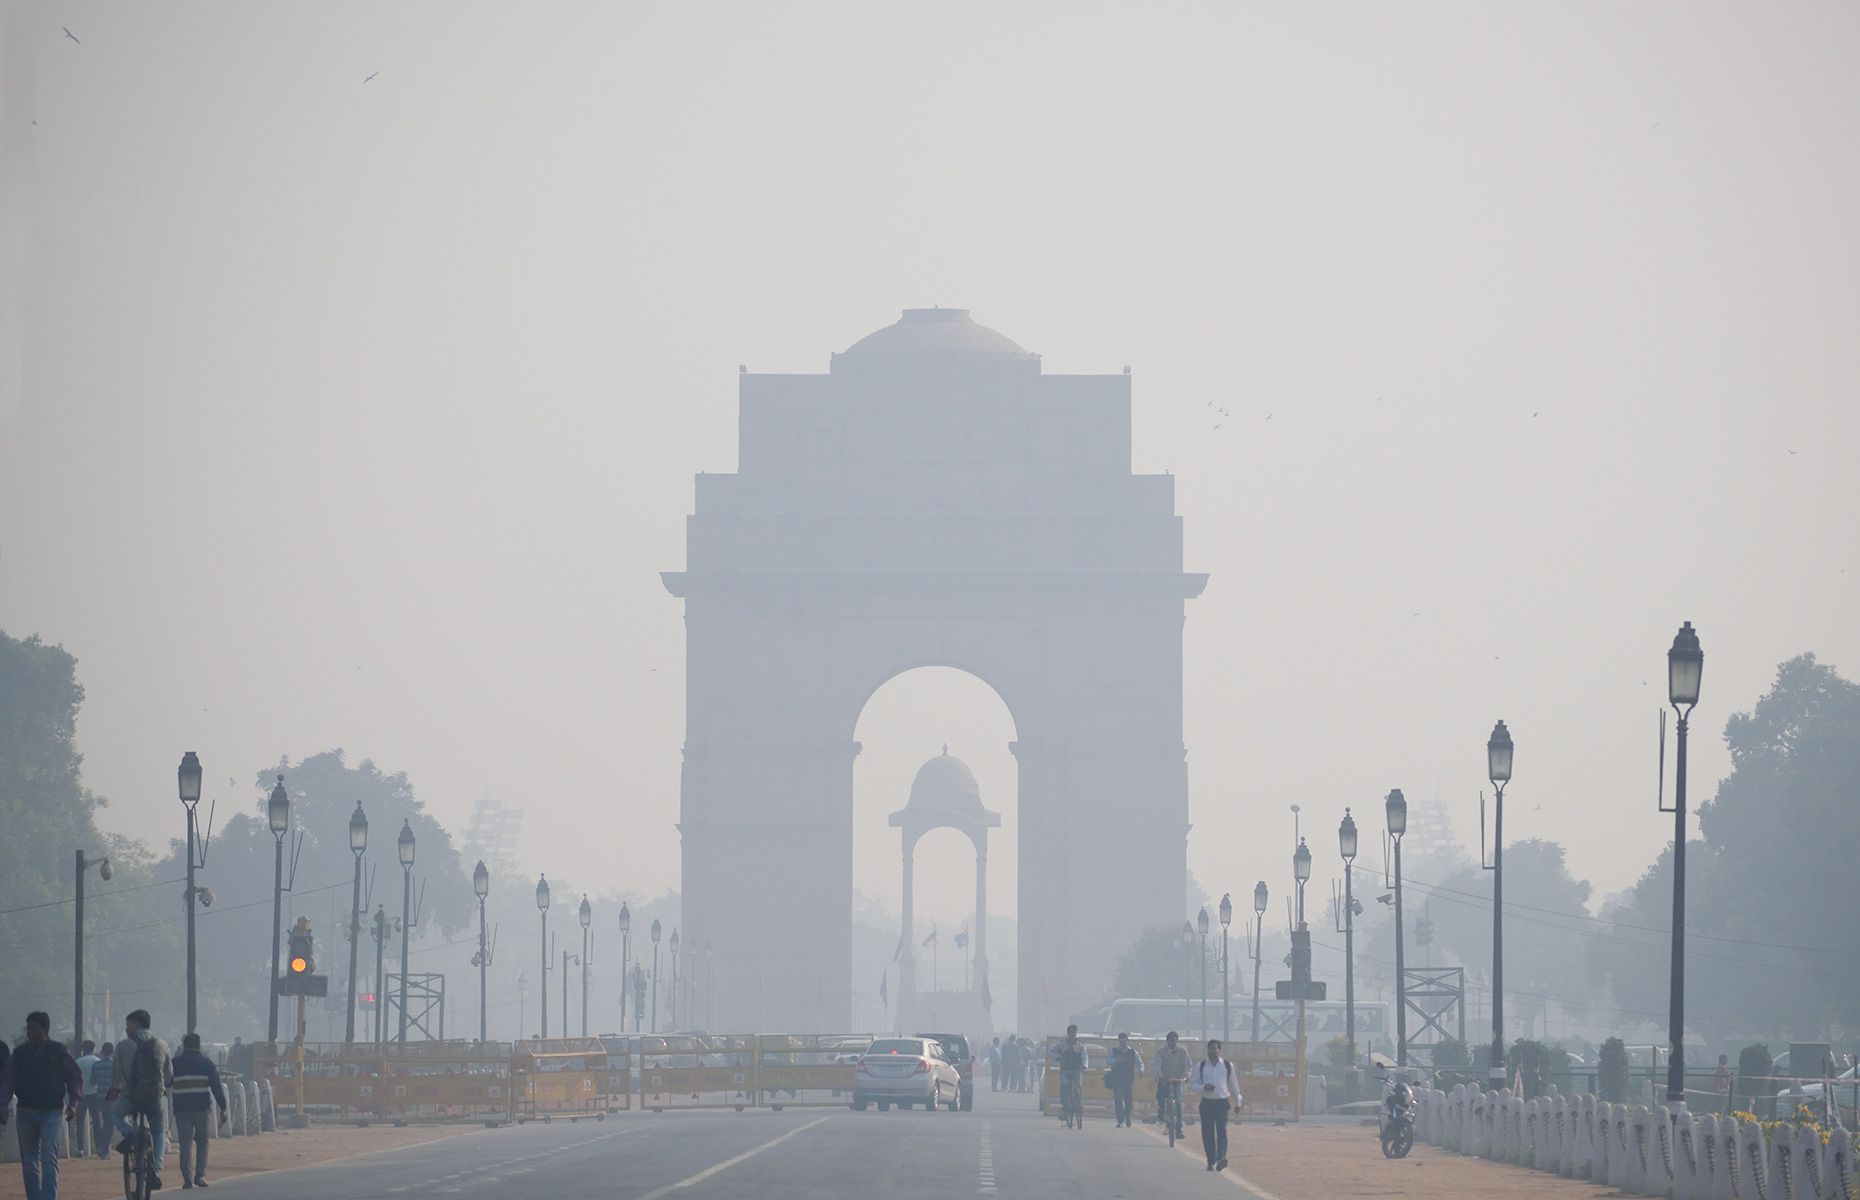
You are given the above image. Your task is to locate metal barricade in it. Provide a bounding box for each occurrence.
[755,1034,870,1110]
[1041,1036,1168,1123]
[253,1041,512,1126]
[639,1035,756,1112]
[511,1038,609,1123]
[597,1036,634,1112]
[1226,1040,1303,1122]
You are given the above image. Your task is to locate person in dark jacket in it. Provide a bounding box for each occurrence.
[0,1011,85,1200]
[85,1043,115,1158]
[169,1032,229,1189]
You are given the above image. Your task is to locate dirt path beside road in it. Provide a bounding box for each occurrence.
[0,1124,476,1200]
[1147,1119,1625,1199]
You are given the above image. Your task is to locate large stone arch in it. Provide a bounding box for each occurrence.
[664,308,1206,1034]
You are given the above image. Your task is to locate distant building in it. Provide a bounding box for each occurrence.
[665,308,1205,1033]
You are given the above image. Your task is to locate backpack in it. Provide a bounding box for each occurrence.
[125,1036,163,1112]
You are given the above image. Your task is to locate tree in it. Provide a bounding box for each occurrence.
[0,631,121,1033]
[1598,655,1860,1039]
[1113,925,1218,1001]
[149,749,476,1037]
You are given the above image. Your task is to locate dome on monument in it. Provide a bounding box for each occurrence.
[834,308,1038,370]
[905,748,986,813]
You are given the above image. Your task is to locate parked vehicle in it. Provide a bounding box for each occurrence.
[851,1038,963,1112]
[915,1032,975,1111]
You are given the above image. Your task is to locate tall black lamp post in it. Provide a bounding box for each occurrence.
[703,941,714,1030]
[345,803,368,1043]
[1218,894,1233,1042]
[1249,881,1267,1041]
[74,850,112,1047]
[1665,622,1703,1107]
[1386,788,1408,1066]
[396,820,415,1042]
[618,904,632,1033]
[579,895,592,1037]
[650,919,663,1033]
[1175,924,1191,1029]
[1339,809,1359,1091]
[259,775,289,1045]
[178,752,204,1034]
[1195,908,1210,1041]
[1485,720,1514,1086]
[536,876,551,1038]
[371,906,392,1043]
[473,861,490,1044]
[677,926,691,1026]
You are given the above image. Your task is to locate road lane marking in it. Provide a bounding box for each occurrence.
[1136,1123,1287,1200]
[979,1121,996,1193]
[636,1116,830,1200]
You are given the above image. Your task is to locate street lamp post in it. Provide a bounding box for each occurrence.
[1386,789,1409,1066]
[1339,809,1359,1093]
[1486,720,1514,1086]
[618,905,631,1034]
[536,876,551,1039]
[670,929,682,1032]
[1195,909,1209,1041]
[650,920,663,1034]
[1219,894,1233,1042]
[561,947,579,1038]
[704,942,714,1030]
[265,776,290,1046]
[579,895,592,1038]
[74,850,112,1047]
[1665,622,1703,1107]
[1249,882,1267,1042]
[371,906,391,1044]
[397,820,416,1042]
[1179,921,1194,1033]
[345,803,368,1043]
[473,861,490,1044]
[178,752,204,1034]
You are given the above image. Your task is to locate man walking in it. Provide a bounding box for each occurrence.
[0,1011,85,1200]
[986,1037,1002,1092]
[1189,1038,1241,1172]
[84,1044,115,1158]
[1106,1033,1144,1127]
[71,1041,99,1156]
[170,1033,229,1189]
[1001,1036,1022,1093]
[108,1009,172,1192]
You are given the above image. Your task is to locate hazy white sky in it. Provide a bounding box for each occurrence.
[4,3,1856,933]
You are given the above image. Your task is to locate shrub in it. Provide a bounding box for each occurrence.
[1736,1044,1773,1103]
[1598,1037,1629,1103]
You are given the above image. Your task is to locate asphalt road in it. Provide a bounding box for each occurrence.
[197,1087,1279,1200]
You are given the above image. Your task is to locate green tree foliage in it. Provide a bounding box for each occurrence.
[1430,1036,1471,1068]
[149,749,475,1037]
[1599,1036,1629,1103]
[1737,1043,1773,1104]
[1113,925,1219,1001]
[1598,655,1860,1039]
[1508,1038,1571,1099]
[0,631,114,1028]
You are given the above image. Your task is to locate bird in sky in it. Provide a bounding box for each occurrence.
[1787,449,1798,455]
[1212,424,1222,430]
[1265,414,1273,420]
[63,26,79,42]
[364,72,379,83]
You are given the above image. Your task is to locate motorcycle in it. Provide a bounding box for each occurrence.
[1379,1079,1416,1159]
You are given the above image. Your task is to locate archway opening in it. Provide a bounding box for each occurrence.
[850,666,1018,1032]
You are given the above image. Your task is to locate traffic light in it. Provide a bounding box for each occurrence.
[278,917,329,997]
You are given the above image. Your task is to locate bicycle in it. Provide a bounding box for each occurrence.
[1060,1071,1084,1130]
[1158,1079,1185,1147]
[121,1110,155,1200]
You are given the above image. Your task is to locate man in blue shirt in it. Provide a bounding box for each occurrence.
[169,1033,229,1189]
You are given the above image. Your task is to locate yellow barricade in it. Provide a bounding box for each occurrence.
[255,1041,513,1126]
[639,1035,756,1112]
[754,1034,870,1109]
[511,1038,608,1123]
[1224,1040,1304,1122]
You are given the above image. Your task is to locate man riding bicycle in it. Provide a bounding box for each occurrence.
[1154,1030,1191,1138]
[1050,1025,1089,1120]
[109,1010,172,1193]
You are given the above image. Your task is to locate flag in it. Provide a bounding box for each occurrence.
[954,927,969,950]
[893,931,904,962]
[922,927,938,948]
[879,970,888,1009]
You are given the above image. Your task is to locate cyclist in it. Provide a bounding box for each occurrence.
[1154,1030,1191,1139]
[108,1010,172,1192]
[1050,1025,1089,1122]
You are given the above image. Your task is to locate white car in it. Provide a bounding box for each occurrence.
[851,1038,963,1112]
[1777,1062,1857,1104]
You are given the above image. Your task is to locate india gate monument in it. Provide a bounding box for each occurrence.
[664,308,1206,1034]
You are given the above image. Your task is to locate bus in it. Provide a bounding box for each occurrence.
[1097,998,1393,1046]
